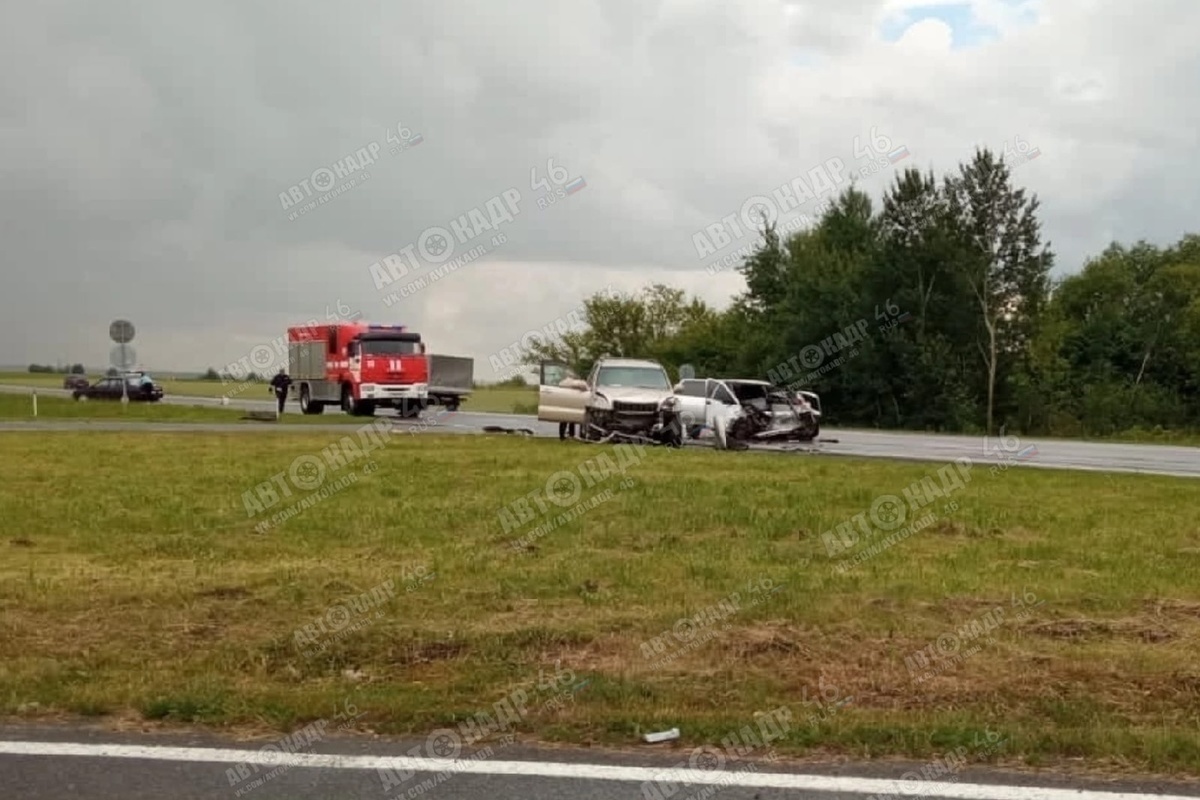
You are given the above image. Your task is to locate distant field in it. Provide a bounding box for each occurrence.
[0,373,537,415]
[0,393,366,424]
[2,431,1200,775]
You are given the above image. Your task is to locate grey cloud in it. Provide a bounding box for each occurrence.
[1,0,1197,375]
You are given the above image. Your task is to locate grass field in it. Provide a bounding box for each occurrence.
[0,373,536,414]
[0,393,375,424]
[2,431,1199,775]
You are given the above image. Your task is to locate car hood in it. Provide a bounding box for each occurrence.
[593,386,674,404]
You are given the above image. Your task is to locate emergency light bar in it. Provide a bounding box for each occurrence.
[367,324,407,331]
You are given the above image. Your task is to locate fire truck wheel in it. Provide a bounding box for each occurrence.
[299,385,324,415]
[340,384,356,415]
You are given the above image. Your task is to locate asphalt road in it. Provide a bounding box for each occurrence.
[4,723,1200,800]
[2,383,1198,478]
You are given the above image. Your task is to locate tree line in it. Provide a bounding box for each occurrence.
[522,147,1200,437]
[28,363,85,374]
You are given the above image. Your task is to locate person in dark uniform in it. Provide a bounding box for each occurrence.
[559,422,576,440]
[269,368,292,415]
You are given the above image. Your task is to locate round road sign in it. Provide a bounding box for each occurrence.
[110,344,137,370]
[109,319,135,344]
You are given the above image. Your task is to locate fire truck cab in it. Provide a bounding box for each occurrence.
[287,322,429,416]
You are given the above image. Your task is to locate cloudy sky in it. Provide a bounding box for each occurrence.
[3,0,1197,379]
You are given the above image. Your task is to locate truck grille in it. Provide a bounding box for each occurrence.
[613,401,658,414]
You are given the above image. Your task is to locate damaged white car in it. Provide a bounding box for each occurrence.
[672,377,821,450]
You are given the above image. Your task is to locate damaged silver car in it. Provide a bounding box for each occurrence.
[539,357,684,446]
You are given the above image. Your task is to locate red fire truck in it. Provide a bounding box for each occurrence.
[287,322,430,416]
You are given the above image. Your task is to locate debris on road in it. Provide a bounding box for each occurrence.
[482,425,535,436]
[642,728,681,744]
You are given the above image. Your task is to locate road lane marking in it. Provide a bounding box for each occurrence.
[0,741,1196,799]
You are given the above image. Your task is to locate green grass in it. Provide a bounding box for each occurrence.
[2,431,1200,775]
[0,393,369,424]
[0,373,537,415]
[459,386,537,414]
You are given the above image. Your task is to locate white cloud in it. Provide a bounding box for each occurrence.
[1,0,1197,376]
[894,18,956,49]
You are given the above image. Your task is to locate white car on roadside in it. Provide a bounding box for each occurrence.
[672,377,821,448]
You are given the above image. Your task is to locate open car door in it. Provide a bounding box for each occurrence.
[703,379,739,429]
[537,360,588,424]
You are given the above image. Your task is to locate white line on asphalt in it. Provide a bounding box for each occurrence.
[0,741,1195,799]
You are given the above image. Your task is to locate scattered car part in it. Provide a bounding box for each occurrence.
[482,425,535,436]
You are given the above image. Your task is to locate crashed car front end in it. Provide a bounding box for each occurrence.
[722,387,820,447]
[586,393,683,446]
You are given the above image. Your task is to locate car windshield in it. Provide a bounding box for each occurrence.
[361,339,420,355]
[596,366,670,390]
[730,382,770,402]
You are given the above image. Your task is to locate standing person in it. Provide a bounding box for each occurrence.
[138,372,154,398]
[557,373,580,440]
[269,368,292,415]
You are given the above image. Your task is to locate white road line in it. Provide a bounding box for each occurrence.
[0,741,1195,799]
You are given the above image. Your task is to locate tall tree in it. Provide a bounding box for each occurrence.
[737,219,790,319]
[875,167,979,428]
[518,284,717,379]
[944,148,1053,434]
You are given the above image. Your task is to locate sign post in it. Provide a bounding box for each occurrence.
[109,319,136,405]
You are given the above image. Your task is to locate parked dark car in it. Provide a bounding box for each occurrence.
[63,374,89,390]
[73,375,163,402]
